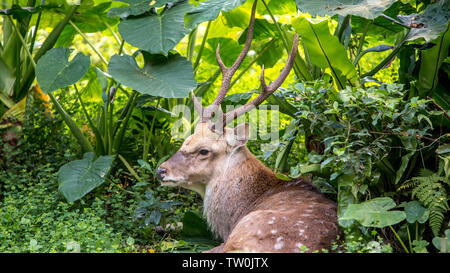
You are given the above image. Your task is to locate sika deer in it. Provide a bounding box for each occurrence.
[157,0,339,252]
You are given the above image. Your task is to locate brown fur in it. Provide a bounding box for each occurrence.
[159,122,340,252]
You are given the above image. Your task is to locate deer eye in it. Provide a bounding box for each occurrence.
[199,149,209,156]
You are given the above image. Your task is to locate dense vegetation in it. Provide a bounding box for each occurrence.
[0,0,449,253]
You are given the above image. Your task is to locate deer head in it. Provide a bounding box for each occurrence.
[157,0,299,197]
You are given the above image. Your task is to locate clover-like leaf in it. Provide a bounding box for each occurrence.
[36,47,90,94]
[340,197,406,228]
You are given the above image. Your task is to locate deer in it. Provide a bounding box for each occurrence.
[156,0,340,253]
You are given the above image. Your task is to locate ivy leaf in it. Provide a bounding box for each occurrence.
[58,153,115,202]
[108,52,196,98]
[340,197,406,228]
[36,47,90,94]
[118,1,192,55]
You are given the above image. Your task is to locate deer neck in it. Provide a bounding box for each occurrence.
[203,146,279,240]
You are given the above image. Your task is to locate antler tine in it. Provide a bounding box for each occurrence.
[210,0,258,107]
[212,33,299,129]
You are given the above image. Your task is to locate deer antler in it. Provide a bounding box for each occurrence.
[192,0,299,133]
[192,0,258,123]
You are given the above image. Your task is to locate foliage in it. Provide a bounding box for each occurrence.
[1,0,449,253]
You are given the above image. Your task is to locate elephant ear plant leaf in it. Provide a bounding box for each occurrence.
[340,197,406,228]
[35,47,94,154]
[58,153,115,202]
[36,47,90,94]
[118,0,193,55]
[108,0,172,18]
[295,0,397,19]
[108,52,196,98]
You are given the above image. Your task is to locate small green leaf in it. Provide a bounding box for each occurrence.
[404,201,429,224]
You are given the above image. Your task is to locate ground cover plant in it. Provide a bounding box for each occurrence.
[0,0,449,253]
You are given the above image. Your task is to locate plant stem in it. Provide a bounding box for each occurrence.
[229,38,277,89]
[362,33,408,78]
[193,21,211,74]
[261,0,307,81]
[389,225,410,253]
[49,93,94,153]
[101,17,127,54]
[74,84,105,155]
[187,27,197,63]
[353,22,371,66]
[7,16,36,69]
[69,20,108,65]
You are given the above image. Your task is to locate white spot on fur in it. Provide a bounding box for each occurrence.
[268,220,274,224]
[257,230,262,235]
[274,236,284,250]
[296,220,304,226]
[271,229,277,234]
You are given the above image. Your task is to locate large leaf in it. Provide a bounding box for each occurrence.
[108,52,196,98]
[0,58,14,97]
[185,0,247,29]
[417,26,450,95]
[295,0,396,19]
[36,47,90,94]
[341,197,406,228]
[118,1,192,55]
[398,0,450,42]
[108,0,171,18]
[58,153,115,202]
[292,16,359,89]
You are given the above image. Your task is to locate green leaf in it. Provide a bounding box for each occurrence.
[58,153,115,202]
[118,1,192,55]
[292,16,359,90]
[180,212,220,246]
[398,0,450,42]
[204,37,247,67]
[340,197,406,228]
[295,0,396,19]
[0,58,14,97]
[417,26,450,95]
[108,52,196,98]
[432,229,450,253]
[36,47,90,94]
[394,151,415,185]
[437,144,450,155]
[185,0,247,29]
[404,201,429,224]
[108,0,171,18]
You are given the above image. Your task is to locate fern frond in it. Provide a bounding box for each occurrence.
[403,170,449,236]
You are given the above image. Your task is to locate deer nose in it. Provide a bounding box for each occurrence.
[156,167,167,180]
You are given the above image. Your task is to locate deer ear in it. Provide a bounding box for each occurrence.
[226,123,250,147]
